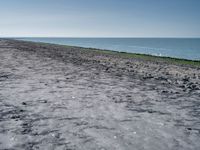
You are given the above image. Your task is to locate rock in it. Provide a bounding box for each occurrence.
[11,115,20,119]
[0,74,9,78]
[161,90,168,93]
[22,102,27,105]
[187,127,192,131]
[148,110,153,113]
[187,84,199,90]
[178,85,185,88]
[192,73,196,79]
[167,79,172,84]
[126,95,132,98]
[182,76,190,83]
[155,76,167,81]
[105,67,110,71]
[143,74,153,79]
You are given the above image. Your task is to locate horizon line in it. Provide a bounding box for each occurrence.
[1,36,200,39]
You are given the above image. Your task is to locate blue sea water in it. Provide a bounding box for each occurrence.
[17,38,200,60]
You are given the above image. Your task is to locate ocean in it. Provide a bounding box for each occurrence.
[17,38,200,60]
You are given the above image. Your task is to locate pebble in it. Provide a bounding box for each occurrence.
[43,100,47,103]
[22,102,27,105]
[11,115,20,119]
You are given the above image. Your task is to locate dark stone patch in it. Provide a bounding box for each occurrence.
[22,102,27,105]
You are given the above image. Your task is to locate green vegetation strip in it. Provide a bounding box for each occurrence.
[90,48,200,67]
[19,40,200,67]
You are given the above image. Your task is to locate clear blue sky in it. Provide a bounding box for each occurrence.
[0,0,199,37]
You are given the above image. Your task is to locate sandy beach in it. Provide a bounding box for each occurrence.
[0,39,200,150]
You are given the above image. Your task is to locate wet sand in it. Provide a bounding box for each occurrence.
[0,39,200,150]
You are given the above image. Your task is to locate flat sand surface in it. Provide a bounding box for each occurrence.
[0,39,200,150]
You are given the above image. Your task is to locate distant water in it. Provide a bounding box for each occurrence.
[17,38,200,60]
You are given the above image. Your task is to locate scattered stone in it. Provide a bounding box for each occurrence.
[178,85,185,88]
[155,76,167,81]
[21,128,31,134]
[187,127,192,131]
[0,74,10,79]
[167,79,172,84]
[1,39,200,149]
[11,115,20,119]
[148,110,153,113]
[22,102,27,105]
[187,84,199,90]
[22,122,29,126]
[143,75,153,80]
[126,95,132,98]
[182,76,190,83]
[161,90,168,93]
[192,73,196,79]
[105,67,110,71]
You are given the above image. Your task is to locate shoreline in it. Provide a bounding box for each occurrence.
[0,39,200,149]
[12,38,200,66]
[5,39,200,87]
